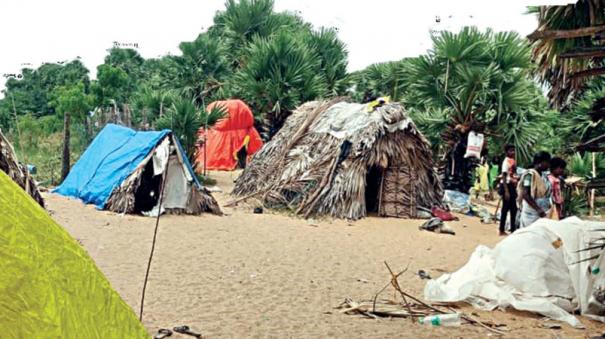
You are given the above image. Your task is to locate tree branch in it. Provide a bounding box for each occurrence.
[570,67,605,79]
[559,47,605,59]
[527,25,605,41]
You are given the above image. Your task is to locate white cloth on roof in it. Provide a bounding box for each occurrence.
[152,138,170,175]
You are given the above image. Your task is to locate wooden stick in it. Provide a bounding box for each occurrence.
[570,67,605,80]
[372,264,408,313]
[559,47,605,59]
[527,25,605,41]
[384,261,414,323]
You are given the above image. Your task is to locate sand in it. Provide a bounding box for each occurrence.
[45,170,604,338]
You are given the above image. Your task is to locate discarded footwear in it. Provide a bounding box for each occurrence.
[174,325,202,338]
[418,270,432,280]
[154,329,173,339]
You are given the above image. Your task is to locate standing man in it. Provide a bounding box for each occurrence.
[499,145,519,235]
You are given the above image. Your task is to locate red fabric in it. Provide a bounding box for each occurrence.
[431,207,458,221]
[195,100,263,171]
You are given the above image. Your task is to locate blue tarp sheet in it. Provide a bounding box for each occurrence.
[54,124,170,209]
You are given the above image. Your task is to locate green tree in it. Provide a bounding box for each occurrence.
[131,86,175,128]
[232,31,327,138]
[0,60,89,120]
[210,0,308,67]
[348,59,412,102]
[402,27,551,191]
[155,98,225,159]
[51,83,93,180]
[91,64,129,120]
[171,33,232,106]
[303,27,349,96]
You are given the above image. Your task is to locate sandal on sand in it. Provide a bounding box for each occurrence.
[154,329,173,339]
[174,325,202,338]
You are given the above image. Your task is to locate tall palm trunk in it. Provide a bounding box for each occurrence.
[61,111,71,181]
[85,115,92,142]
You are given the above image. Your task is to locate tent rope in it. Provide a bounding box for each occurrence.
[139,154,170,321]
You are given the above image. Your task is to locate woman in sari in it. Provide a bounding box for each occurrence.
[518,151,552,228]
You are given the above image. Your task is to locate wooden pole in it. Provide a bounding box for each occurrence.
[591,152,596,217]
[10,94,26,164]
[527,25,605,41]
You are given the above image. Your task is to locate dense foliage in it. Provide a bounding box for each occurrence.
[1,0,603,205]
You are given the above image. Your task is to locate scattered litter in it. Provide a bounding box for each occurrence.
[173,325,201,338]
[339,261,506,335]
[464,131,484,159]
[416,209,432,219]
[154,328,172,339]
[418,313,461,327]
[253,207,263,214]
[417,270,432,280]
[540,322,561,329]
[431,206,458,221]
[443,190,471,214]
[307,219,319,227]
[419,218,455,235]
[424,217,605,328]
[205,185,223,193]
[142,205,165,217]
[357,278,369,284]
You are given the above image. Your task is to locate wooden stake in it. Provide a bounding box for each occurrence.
[591,152,596,217]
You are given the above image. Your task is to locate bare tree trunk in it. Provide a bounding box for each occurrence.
[142,108,148,130]
[123,104,131,127]
[85,115,92,142]
[61,111,71,181]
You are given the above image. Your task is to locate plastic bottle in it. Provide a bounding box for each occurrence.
[418,313,461,327]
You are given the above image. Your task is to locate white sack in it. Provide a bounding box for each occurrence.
[424,217,605,328]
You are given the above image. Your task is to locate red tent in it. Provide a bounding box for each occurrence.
[195,100,263,172]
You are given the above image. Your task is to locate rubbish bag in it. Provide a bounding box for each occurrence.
[443,190,471,214]
[464,131,484,159]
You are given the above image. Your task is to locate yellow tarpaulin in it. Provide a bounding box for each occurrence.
[0,171,148,338]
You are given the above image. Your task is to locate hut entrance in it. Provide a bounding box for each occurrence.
[365,166,384,214]
[133,160,162,213]
[378,165,417,218]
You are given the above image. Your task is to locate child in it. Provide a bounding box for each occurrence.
[548,157,567,220]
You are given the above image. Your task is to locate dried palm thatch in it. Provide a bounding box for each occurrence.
[232,99,442,220]
[0,129,44,207]
[529,1,605,108]
[105,135,221,215]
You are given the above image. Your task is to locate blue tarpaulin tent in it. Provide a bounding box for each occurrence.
[54,124,219,215]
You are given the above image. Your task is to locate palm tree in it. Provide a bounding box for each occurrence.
[348,59,412,103]
[303,28,349,96]
[51,83,93,180]
[528,1,605,108]
[132,87,175,129]
[171,33,232,107]
[232,30,327,139]
[406,27,544,191]
[154,98,226,159]
[210,0,308,68]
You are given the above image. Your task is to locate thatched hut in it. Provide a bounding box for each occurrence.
[232,99,443,220]
[0,130,44,207]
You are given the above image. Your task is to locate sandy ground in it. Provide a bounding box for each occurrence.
[45,171,605,338]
